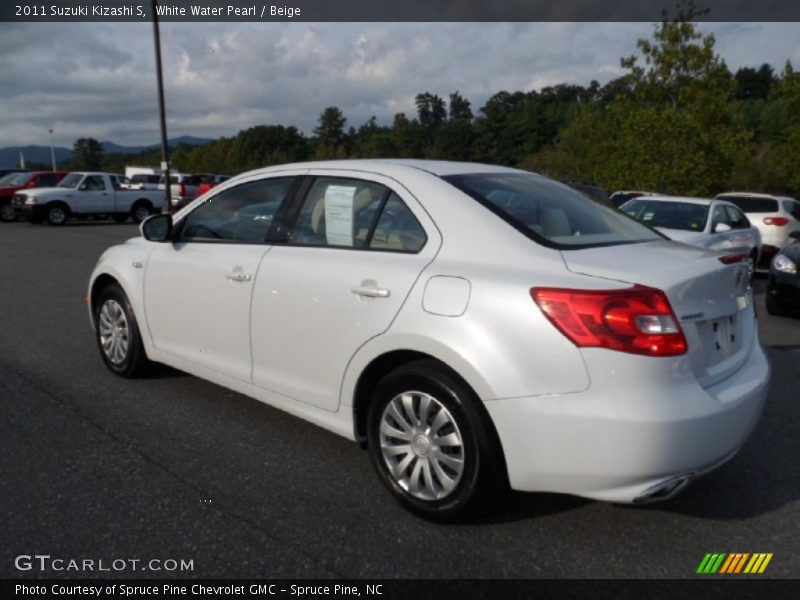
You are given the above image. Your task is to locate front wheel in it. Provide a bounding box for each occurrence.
[0,202,16,222]
[94,284,151,377]
[367,360,507,521]
[45,204,69,226]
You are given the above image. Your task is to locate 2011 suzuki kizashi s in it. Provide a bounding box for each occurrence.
[88,160,770,520]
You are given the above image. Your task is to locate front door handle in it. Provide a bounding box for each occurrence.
[351,281,390,298]
[226,271,252,282]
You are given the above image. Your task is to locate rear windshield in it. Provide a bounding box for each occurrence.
[717,195,778,213]
[444,172,663,249]
[621,199,709,232]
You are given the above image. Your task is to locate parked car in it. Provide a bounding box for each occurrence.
[563,179,610,206]
[88,160,769,520]
[0,167,29,178]
[715,193,800,267]
[621,196,761,275]
[158,172,199,210]
[609,190,657,209]
[766,231,800,316]
[129,173,162,190]
[13,171,164,226]
[197,174,232,197]
[0,171,68,222]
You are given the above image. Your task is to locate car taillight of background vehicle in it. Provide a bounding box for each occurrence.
[763,217,789,226]
[179,183,186,197]
[719,253,749,265]
[530,285,687,357]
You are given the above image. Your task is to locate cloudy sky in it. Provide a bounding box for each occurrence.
[1,21,799,148]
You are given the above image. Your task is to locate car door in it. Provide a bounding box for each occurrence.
[71,175,110,213]
[250,171,441,412]
[706,203,740,252]
[143,173,301,382]
[725,205,759,255]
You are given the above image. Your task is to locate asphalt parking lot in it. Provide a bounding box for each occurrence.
[1,221,798,579]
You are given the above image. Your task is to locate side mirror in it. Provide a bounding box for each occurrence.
[789,231,800,241]
[78,183,88,191]
[141,213,173,242]
[713,222,732,233]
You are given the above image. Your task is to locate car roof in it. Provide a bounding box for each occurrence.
[241,159,520,179]
[716,191,798,202]
[625,195,719,206]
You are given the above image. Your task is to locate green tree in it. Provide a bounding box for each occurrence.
[313,107,347,158]
[72,138,105,170]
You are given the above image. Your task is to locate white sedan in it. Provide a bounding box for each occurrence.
[621,196,762,275]
[88,160,769,520]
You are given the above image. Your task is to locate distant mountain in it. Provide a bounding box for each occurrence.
[0,136,213,166]
[0,145,72,167]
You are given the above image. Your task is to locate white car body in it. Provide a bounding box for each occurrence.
[716,192,800,264]
[621,195,762,266]
[88,160,769,511]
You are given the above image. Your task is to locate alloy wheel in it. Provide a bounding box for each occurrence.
[98,299,130,365]
[379,391,465,501]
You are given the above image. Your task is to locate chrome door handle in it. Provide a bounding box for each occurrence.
[226,272,252,282]
[351,284,390,298]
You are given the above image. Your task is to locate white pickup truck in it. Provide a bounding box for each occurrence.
[12,172,165,226]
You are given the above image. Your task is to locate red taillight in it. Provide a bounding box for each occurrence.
[530,285,687,357]
[763,217,789,226]
[719,253,748,265]
[179,182,186,196]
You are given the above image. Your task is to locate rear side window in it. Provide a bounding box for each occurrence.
[37,174,58,187]
[288,178,426,252]
[717,195,778,213]
[446,172,662,249]
[179,177,294,243]
[782,200,800,220]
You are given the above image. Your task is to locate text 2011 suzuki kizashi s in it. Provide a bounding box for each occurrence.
[88,160,770,520]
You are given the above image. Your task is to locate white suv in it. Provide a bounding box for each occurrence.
[716,193,800,266]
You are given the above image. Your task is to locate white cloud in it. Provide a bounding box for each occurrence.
[0,21,798,148]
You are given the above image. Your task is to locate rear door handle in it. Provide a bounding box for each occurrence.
[226,271,252,282]
[351,282,390,298]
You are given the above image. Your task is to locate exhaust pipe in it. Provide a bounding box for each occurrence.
[633,474,693,504]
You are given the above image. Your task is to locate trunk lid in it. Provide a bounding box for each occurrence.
[560,240,755,388]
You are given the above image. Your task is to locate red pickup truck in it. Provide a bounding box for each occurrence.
[0,171,67,222]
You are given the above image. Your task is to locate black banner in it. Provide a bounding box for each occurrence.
[0,579,793,600]
[2,0,800,23]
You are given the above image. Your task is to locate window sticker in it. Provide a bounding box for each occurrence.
[324,185,357,246]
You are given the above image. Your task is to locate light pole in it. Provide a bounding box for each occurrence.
[152,0,172,214]
[49,129,57,172]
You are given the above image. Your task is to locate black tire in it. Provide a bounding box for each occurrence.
[765,293,788,317]
[45,203,69,226]
[367,360,507,521]
[130,201,152,224]
[94,283,151,378]
[0,201,16,222]
[112,213,128,224]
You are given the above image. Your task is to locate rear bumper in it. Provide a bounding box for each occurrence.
[484,340,770,503]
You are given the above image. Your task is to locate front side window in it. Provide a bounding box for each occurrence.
[447,172,663,249]
[725,206,750,229]
[179,177,294,243]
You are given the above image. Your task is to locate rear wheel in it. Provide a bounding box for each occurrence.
[45,204,69,226]
[131,201,152,224]
[94,284,151,377]
[367,360,506,521]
